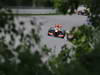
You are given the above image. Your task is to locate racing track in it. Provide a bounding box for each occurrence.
[14,14,87,56]
[39,14,87,55]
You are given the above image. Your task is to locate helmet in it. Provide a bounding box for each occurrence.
[55,24,62,28]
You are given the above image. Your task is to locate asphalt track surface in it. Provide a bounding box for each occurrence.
[14,15,87,55]
[39,14,87,54]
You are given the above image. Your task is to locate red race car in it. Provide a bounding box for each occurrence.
[48,24,65,38]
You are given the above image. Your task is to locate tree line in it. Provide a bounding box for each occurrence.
[0,0,54,7]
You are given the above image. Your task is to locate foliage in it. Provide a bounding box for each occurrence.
[0,0,53,7]
[0,0,17,6]
[33,0,53,7]
[88,0,100,27]
[0,7,47,75]
[42,45,51,55]
[0,42,53,75]
[81,0,100,28]
[53,0,80,14]
[79,31,100,75]
[68,25,94,57]
[49,50,90,75]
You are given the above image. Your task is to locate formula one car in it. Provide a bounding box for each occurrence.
[48,24,65,38]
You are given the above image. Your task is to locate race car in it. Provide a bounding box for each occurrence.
[48,24,65,38]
